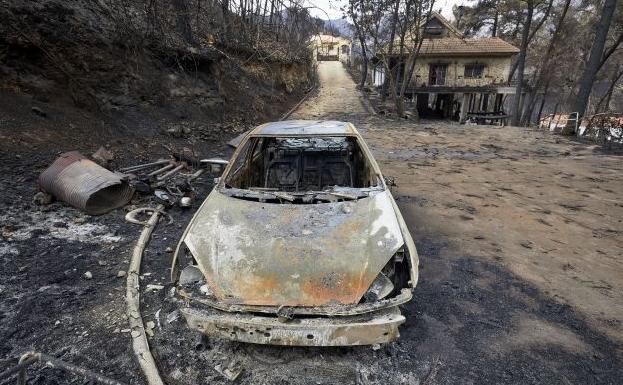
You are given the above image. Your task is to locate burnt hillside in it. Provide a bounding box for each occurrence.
[0,0,315,153]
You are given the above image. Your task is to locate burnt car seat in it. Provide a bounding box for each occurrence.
[264,149,300,191]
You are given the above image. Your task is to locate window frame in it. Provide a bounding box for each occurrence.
[464,63,486,79]
[429,63,448,86]
[220,134,385,192]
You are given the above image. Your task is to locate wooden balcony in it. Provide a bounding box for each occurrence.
[404,77,517,94]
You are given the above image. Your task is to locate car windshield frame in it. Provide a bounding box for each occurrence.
[218,132,387,201]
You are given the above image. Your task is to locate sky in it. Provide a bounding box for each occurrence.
[305,0,471,21]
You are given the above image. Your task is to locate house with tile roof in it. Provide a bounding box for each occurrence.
[369,12,520,122]
[311,34,351,64]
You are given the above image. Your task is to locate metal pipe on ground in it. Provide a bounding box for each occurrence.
[147,163,175,177]
[0,354,38,383]
[157,163,185,181]
[39,151,134,215]
[188,169,205,181]
[119,160,170,173]
[125,205,166,385]
[0,352,128,385]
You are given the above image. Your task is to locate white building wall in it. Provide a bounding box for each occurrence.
[409,56,513,87]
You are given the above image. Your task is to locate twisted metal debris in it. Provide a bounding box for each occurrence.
[39,151,134,215]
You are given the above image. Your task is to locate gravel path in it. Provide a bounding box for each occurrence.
[290,61,368,120]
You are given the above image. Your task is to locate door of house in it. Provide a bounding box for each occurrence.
[429,64,447,86]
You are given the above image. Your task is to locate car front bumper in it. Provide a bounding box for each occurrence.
[181,305,405,346]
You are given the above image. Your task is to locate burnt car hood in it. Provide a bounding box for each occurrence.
[180,189,405,307]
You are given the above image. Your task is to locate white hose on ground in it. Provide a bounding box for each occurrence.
[126,204,166,385]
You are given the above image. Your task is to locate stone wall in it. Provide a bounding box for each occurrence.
[409,56,512,87]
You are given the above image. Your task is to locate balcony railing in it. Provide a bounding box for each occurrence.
[410,76,513,88]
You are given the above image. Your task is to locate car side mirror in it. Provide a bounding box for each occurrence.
[201,158,229,176]
[384,176,396,188]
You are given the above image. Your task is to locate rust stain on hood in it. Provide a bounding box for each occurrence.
[182,189,404,307]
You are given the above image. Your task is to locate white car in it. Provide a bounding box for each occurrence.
[171,120,418,346]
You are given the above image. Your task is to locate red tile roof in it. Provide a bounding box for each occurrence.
[416,37,519,56]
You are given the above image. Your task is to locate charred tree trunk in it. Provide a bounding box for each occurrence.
[360,54,368,88]
[597,31,623,73]
[351,0,368,88]
[397,1,433,118]
[508,0,553,83]
[570,0,619,124]
[492,0,499,37]
[535,80,550,125]
[395,0,414,96]
[595,65,623,112]
[522,0,570,125]
[510,0,534,126]
[520,89,535,126]
[172,0,194,44]
[221,0,230,38]
[381,0,401,103]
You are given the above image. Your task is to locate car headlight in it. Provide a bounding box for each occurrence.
[362,246,411,303]
[362,272,394,302]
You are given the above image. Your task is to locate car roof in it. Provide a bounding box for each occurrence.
[252,120,356,136]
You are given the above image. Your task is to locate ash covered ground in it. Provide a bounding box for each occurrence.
[1,62,622,385]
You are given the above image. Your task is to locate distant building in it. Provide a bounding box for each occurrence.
[310,34,351,64]
[369,13,519,121]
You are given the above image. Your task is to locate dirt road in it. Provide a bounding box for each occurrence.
[290,61,369,120]
[1,61,621,385]
[291,61,623,384]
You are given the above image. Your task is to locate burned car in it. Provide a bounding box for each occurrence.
[171,120,418,346]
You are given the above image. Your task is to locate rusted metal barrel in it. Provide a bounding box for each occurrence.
[39,151,134,215]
